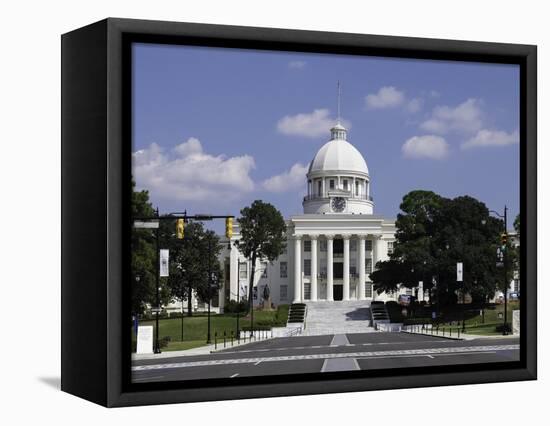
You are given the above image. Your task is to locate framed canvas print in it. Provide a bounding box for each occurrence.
[61,18,537,407]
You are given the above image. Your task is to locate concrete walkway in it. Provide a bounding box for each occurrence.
[303,301,375,336]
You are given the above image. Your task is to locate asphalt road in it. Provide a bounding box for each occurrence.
[131,332,519,383]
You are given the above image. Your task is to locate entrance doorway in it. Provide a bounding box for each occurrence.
[334,285,343,301]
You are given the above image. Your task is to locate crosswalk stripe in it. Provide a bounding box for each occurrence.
[132,344,519,372]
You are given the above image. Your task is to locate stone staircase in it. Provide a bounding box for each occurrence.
[302,301,376,336]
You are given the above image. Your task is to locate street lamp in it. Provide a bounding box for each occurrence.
[483,205,509,336]
[154,207,161,354]
[207,237,213,344]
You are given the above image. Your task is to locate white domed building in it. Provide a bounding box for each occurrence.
[215,120,401,311]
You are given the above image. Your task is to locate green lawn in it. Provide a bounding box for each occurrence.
[402,300,519,336]
[133,304,289,352]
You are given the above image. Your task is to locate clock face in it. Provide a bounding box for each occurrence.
[331,197,346,212]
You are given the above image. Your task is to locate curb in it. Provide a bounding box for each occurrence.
[401,330,464,341]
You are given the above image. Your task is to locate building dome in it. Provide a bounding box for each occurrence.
[308,124,369,175]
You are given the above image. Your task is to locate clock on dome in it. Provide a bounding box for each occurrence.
[331,197,346,213]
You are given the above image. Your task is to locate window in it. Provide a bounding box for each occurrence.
[304,259,311,276]
[387,241,394,255]
[304,240,311,252]
[365,283,373,298]
[355,180,359,196]
[261,261,268,278]
[350,258,357,275]
[320,240,327,252]
[405,287,413,296]
[365,258,372,274]
[239,262,247,279]
[350,239,357,251]
[317,181,322,195]
[343,179,348,190]
[329,179,335,189]
[513,279,520,292]
[280,285,288,301]
[280,262,288,278]
[365,239,372,251]
[282,245,287,255]
[320,264,327,277]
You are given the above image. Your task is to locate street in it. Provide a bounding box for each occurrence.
[132,332,519,383]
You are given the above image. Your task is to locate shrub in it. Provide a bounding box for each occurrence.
[224,300,248,314]
[159,336,171,348]
[495,323,512,333]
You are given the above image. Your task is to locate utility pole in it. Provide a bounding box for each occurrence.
[503,205,509,336]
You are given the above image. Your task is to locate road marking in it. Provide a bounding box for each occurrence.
[356,351,498,361]
[254,360,262,366]
[322,357,359,372]
[132,375,165,381]
[230,373,239,378]
[132,344,518,372]
[217,339,450,355]
[330,334,350,346]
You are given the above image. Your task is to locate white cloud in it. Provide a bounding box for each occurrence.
[276,109,350,138]
[262,163,309,193]
[365,86,405,109]
[133,138,256,202]
[406,98,423,113]
[421,98,483,134]
[461,129,519,150]
[288,60,306,69]
[402,135,449,160]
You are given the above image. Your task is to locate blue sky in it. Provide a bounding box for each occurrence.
[132,43,520,230]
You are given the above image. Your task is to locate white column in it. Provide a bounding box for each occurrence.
[310,235,318,301]
[293,236,302,303]
[343,234,350,301]
[326,235,334,301]
[322,178,326,197]
[358,235,366,300]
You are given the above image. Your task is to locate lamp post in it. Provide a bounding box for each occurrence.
[483,205,509,336]
[207,236,212,344]
[154,208,162,354]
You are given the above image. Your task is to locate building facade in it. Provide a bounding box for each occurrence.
[217,122,399,310]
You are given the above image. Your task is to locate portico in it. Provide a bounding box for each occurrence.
[291,223,390,303]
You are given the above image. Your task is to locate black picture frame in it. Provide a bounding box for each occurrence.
[61,17,537,407]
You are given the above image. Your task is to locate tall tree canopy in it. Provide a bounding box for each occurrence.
[163,221,223,316]
[370,190,509,306]
[131,181,157,315]
[234,200,287,310]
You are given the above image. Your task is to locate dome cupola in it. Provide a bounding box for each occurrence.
[302,120,373,215]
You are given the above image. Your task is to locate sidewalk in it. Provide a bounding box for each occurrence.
[402,328,519,341]
[132,335,274,361]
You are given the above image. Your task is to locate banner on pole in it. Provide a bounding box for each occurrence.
[160,249,169,277]
[456,262,463,282]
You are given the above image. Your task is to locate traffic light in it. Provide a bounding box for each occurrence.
[225,217,233,239]
[501,232,508,246]
[176,218,185,239]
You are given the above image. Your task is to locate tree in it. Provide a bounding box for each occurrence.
[371,190,443,297]
[163,221,223,317]
[370,190,505,308]
[131,181,156,316]
[234,200,287,322]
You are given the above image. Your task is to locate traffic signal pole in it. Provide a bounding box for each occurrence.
[134,212,235,352]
